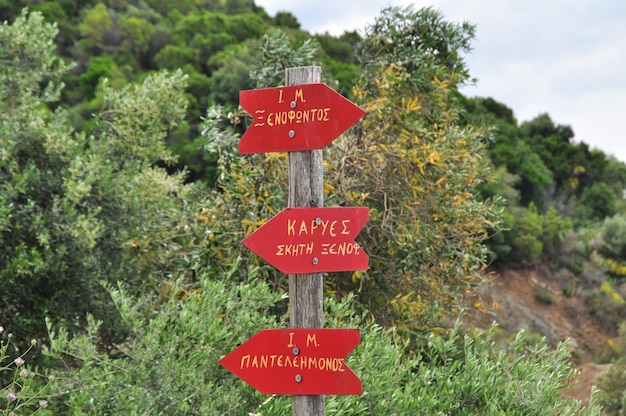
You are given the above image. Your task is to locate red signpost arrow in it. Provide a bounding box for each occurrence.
[219,329,362,395]
[242,207,369,274]
[238,83,366,154]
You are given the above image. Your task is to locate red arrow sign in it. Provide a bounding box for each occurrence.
[242,207,368,274]
[239,83,366,154]
[219,329,361,395]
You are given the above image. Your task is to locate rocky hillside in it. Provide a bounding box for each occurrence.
[471,268,616,408]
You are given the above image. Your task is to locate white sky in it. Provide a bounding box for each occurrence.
[255,0,626,163]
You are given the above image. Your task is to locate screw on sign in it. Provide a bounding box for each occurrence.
[238,83,366,154]
[241,207,369,275]
[219,329,362,395]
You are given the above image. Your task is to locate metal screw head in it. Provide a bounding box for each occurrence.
[295,374,302,383]
[315,217,322,225]
[293,347,300,355]
[312,257,319,265]
[290,101,297,109]
[289,130,295,138]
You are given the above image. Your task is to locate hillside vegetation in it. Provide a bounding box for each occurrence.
[1,1,625,414]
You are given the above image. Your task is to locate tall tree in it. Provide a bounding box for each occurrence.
[0,10,188,350]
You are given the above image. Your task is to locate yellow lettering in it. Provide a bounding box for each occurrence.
[287,332,295,348]
[294,88,306,103]
[270,355,277,366]
[240,354,251,369]
[252,355,259,368]
[321,243,330,255]
[320,220,330,235]
[306,242,314,255]
[341,219,350,235]
[254,109,266,127]
[278,88,284,103]
[277,355,284,367]
[306,333,319,347]
[330,220,337,237]
[323,108,330,121]
[288,219,295,236]
[299,220,308,236]
[267,113,273,127]
[260,355,268,368]
[276,245,284,256]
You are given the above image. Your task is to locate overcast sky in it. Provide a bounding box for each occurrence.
[255,0,626,163]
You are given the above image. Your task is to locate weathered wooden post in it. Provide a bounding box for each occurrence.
[286,66,325,416]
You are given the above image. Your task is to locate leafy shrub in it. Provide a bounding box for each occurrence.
[601,215,626,261]
[42,259,287,415]
[0,327,50,414]
[580,182,618,222]
[508,203,544,263]
[260,323,599,415]
[39,273,600,415]
[595,360,626,415]
[586,281,626,331]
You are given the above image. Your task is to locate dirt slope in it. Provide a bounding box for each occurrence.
[470,268,614,408]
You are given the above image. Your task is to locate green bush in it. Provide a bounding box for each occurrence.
[601,215,626,261]
[39,272,600,415]
[509,203,544,263]
[42,259,286,415]
[596,360,626,415]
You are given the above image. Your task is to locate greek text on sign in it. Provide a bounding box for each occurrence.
[238,83,366,154]
[219,328,362,395]
[242,207,369,274]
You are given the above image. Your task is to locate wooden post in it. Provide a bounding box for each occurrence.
[286,66,325,416]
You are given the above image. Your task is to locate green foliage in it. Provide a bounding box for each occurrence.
[361,5,475,91]
[596,323,626,414]
[586,281,626,332]
[38,279,600,415]
[79,55,117,98]
[118,15,153,56]
[0,7,613,415]
[274,11,300,29]
[543,206,572,258]
[79,3,113,53]
[254,322,600,415]
[42,260,286,415]
[0,328,50,415]
[202,6,503,332]
[596,360,626,415]
[600,216,626,260]
[326,5,502,330]
[1,9,190,359]
[509,203,544,263]
[580,182,618,222]
[249,28,320,88]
